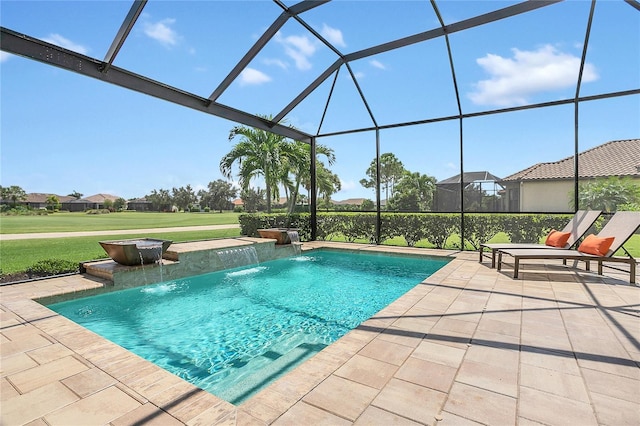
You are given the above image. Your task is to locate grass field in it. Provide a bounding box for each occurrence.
[0,211,240,234]
[0,228,241,274]
[1,211,638,275]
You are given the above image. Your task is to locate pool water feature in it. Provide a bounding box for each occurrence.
[47,250,449,404]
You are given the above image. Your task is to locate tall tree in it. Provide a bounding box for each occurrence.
[286,142,336,214]
[0,185,27,207]
[204,179,238,213]
[220,120,291,213]
[240,188,266,212]
[45,194,60,211]
[146,189,173,211]
[172,185,197,211]
[67,190,83,199]
[359,153,406,203]
[389,171,437,211]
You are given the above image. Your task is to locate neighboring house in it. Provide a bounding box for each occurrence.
[61,198,94,212]
[435,171,503,212]
[84,193,121,209]
[127,198,152,211]
[333,198,368,206]
[501,139,640,212]
[4,193,74,209]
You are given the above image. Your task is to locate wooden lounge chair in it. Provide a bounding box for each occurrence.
[479,210,602,268]
[497,211,640,283]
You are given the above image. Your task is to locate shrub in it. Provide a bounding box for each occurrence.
[26,259,78,275]
[204,206,211,212]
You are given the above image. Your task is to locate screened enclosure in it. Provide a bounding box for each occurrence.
[1,0,638,244]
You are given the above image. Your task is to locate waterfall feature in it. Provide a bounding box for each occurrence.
[137,240,165,282]
[286,230,302,255]
[217,246,259,269]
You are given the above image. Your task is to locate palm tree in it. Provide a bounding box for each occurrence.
[220,122,291,213]
[285,142,336,213]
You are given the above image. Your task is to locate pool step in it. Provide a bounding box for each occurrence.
[216,341,326,404]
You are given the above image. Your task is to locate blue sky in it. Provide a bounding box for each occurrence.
[1,0,638,202]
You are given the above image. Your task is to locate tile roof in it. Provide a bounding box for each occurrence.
[84,193,121,202]
[502,139,640,181]
[25,193,74,203]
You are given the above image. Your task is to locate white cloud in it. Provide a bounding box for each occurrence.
[339,179,357,191]
[275,32,316,71]
[352,71,365,80]
[468,44,598,106]
[41,34,89,55]
[264,58,289,70]
[0,52,12,63]
[143,18,180,47]
[370,59,386,70]
[239,67,271,86]
[321,24,346,48]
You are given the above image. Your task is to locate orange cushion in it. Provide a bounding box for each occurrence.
[578,234,615,256]
[545,229,571,247]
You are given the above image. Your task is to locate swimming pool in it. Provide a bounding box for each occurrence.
[47,249,449,404]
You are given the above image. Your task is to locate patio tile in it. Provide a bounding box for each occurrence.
[0,381,79,425]
[455,359,518,397]
[0,330,52,357]
[26,342,74,364]
[464,343,519,370]
[393,356,457,393]
[7,355,89,393]
[183,400,237,426]
[372,378,446,424]
[581,368,640,404]
[358,337,414,366]
[303,375,378,421]
[518,386,598,426]
[589,390,640,426]
[1,377,19,400]
[272,401,351,426]
[44,385,142,425]
[61,367,118,398]
[476,317,521,337]
[354,405,422,425]
[411,340,467,368]
[438,411,486,425]
[375,327,425,348]
[334,354,397,389]
[111,402,184,426]
[443,382,516,425]
[520,364,590,402]
[520,346,581,375]
[1,352,39,376]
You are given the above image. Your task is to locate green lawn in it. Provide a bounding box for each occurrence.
[0,211,240,234]
[0,228,241,274]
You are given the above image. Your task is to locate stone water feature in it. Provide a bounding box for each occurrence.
[99,238,172,266]
[83,237,305,288]
[257,228,300,245]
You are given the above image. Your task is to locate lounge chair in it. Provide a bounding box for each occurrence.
[497,211,640,283]
[479,210,602,268]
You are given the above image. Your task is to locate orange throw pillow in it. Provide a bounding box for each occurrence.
[545,229,571,248]
[578,234,615,256]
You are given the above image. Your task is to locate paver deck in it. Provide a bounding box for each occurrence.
[1,241,638,425]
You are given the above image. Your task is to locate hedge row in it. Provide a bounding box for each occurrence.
[239,212,577,249]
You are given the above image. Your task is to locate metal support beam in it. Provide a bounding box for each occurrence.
[310,136,317,241]
[208,0,326,102]
[375,129,381,245]
[101,0,147,73]
[1,27,312,143]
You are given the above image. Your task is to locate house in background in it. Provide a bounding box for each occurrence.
[127,197,152,211]
[501,139,640,212]
[435,171,504,212]
[19,193,74,209]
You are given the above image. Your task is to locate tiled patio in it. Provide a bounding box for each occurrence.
[1,241,638,425]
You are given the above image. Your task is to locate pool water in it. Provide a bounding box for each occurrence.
[47,250,449,404]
